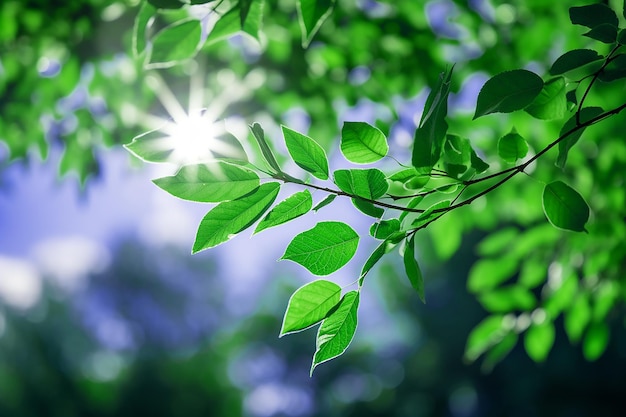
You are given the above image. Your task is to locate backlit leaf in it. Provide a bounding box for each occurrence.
[311,290,359,375]
[312,194,337,212]
[249,123,282,173]
[403,236,425,303]
[468,258,518,293]
[497,130,528,163]
[192,182,280,253]
[149,19,202,67]
[153,162,259,202]
[132,1,156,57]
[465,315,509,362]
[474,69,543,119]
[525,77,567,120]
[255,189,312,233]
[359,232,405,286]
[283,125,329,180]
[542,181,589,232]
[280,280,341,336]
[297,0,336,48]
[370,219,401,240]
[334,168,388,200]
[281,221,359,276]
[524,319,555,362]
[564,294,591,343]
[340,121,389,163]
[583,322,610,361]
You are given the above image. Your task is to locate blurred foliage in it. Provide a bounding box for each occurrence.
[1,0,626,413]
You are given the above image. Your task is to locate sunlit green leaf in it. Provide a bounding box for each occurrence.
[525,77,567,120]
[255,189,312,233]
[524,319,555,362]
[249,123,282,174]
[311,290,359,375]
[474,69,543,119]
[351,198,384,218]
[564,293,591,343]
[133,1,156,57]
[370,219,401,240]
[403,236,425,303]
[359,232,405,286]
[280,279,341,336]
[497,130,528,163]
[411,200,450,229]
[340,121,388,163]
[283,125,329,180]
[542,181,589,232]
[153,162,259,202]
[312,194,337,212]
[333,168,389,200]
[465,315,509,362]
[468,257,518,293]
[192,182,280,252]
[297,0,336,48]
[149,19,202,67]
[549,49,603,76]
[478,285,536,312]
[477,227,518,256]
[281,221,359,276]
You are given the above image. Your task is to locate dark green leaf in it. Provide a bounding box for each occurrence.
[584,23,618,43]
[281,221,359,276]
[524,320,555,362]
[549,49,603,76]
[370,219,401,240]
[192,182,280,253]
[340,121,389,163]
[525,77,567,120]
[283,125,329,180]
[297,0,336,48]
[618,29,626,45]
[255,190,312,233]
[312,194,337,212]
[153,162,259,202]
[482,331,518,372]
[497,130,528,163]
[403,236,425,303]
[583,322,610,360]
[470,149,489,173]
[333,168,389,199]
[542,181,590,232]
[569,4,618,29]
[598,54,626,82]
[149,20,202,67]
[280,280,341,336]
[132,1,156,57]
[148,0,183,9]
[473,69,543,119]
[249,123,282,173]
[556,107,604,168]
[412,67,453,173]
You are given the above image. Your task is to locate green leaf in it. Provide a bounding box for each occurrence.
[598,54,626,82]
[370,219,401,240]
[149,19,202,67]
[280,280,341,336]
[211,132,249,163]
[283,125,329,180]
[524,319,555,362]
[583,322,610,361]
[518,261,545,289]
[388,169,430,190]
[476,227,518,256]
[549,49,603,76]
[132,1,156,57]
[464,315,510,362]
[412,67,453,174]
[192,182,280,253]
[311,290,359,375]
[473,69,543,119]
[359,233,405,286]
[569,4,618,29]
[619,29,626,45]
[524,77,567,120]
[148,0,183,9]
[564,294,591,343]
[584,23,618,44]
[255,190,312,233]
[340,121,389,164]
[297,0,336,48]
[442,134,472,177]
[468,258,518,293]
[542,181,590,232]
[249,123,281,173]
[205,3,262,46]
[497,130,528,163]
[481,331,518,372]
[312,194,337,212]
[333,168,389,200]
[478,285,536,312]
[351,198,384,218]
[470,149,489,173]
[403,236,425,303]
[281,221,359,276]
[556,107,604,169]
[411,200,450,229]
[153,162,259,203]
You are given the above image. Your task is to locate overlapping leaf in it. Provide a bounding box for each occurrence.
[283,126,329,180]
[474,69,543,119]
[280,280,341,336]
[297,0,336,47]
[542,181,589,232]
[340,121,388,163]
[255,189,312,233]
[149,19,202,67]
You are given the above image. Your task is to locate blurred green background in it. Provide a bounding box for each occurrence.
[1,0,626,416]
